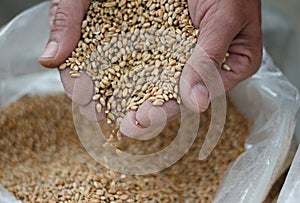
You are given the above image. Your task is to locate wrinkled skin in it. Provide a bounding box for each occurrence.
[39,0,262,137]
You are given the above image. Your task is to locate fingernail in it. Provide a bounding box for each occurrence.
[40,41,58,58]
[190,84,209,111]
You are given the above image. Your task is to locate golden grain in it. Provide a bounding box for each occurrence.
[0,94,251,203]
[59,0,230,141]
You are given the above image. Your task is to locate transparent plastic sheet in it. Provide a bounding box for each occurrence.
[0,2,300,203]
[262,2,300,145]
[0,185,21,203]
[0,2,63,108]
[214,49,300,203]
[277,145,300,203]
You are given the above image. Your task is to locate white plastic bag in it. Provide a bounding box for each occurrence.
[0,2,63,108]
[0,185,21,203]
[262,2,300,145]
[277,145,300,203]
[214,49,300,202]
[0,2,299,203]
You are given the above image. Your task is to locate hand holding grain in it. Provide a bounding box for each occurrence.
[39,0,262,138]
[39,0,104,121]
[179,0,262,112]
[122,0,263,136]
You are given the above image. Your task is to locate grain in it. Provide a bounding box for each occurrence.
[60,0,231,140]
[222,63,232,71]
[222,52,231,71]
[0,94,252,202]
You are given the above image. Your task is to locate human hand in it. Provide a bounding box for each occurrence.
[121,0,262,137]
[39,0,262,138]
[38,0,186,137]
[39,0,104,121]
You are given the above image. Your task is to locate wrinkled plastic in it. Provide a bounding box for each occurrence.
[0,2,63,108]
[262,2,300,145]
[0,2,300,203]
[214,49,300,203]
[277,145,300,203]
[0,185,21,203]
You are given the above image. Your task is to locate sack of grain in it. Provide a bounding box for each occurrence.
[0,2,299,203]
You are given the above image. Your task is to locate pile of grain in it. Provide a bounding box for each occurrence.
[60,0,229,138]
[0,94,251,202]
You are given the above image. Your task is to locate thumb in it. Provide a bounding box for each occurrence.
[180,5,241,112]
[188,0,243,65]
[180,44,226,113]
[39,0,92,68]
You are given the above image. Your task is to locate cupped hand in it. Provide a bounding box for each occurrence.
[121,0,262,137]
[39,0,104,121]
[39,0,262,138]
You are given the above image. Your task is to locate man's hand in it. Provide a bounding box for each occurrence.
[181,0,262,110]
[39,0,104,121]
[39,0,262,137]
[121,0,262,137]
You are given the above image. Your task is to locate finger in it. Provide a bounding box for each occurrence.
[221,50,261,91]
[39,0,92,68]
[79,101,105,121]
[188,0,214,30]
[60,68,101,120]
[197,14,243,69]
[187,0,262,92]
[221,26,262,90]
[120,100,182,139]
[59,68,75,99]
[60,68,94,106]
[49,0,59,28]
[180,44,225,113]
[180,2,244,113]
[135,100,180,128]
[180,56,209,113]
[120,111,165,139]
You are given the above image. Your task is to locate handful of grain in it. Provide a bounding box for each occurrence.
[0,94,252,202]
[60,0,200,137]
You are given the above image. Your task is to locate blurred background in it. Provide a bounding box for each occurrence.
[0,0,42,26]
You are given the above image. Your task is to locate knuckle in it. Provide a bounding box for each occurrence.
[50,0,60,10]
[52,10,72,31]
